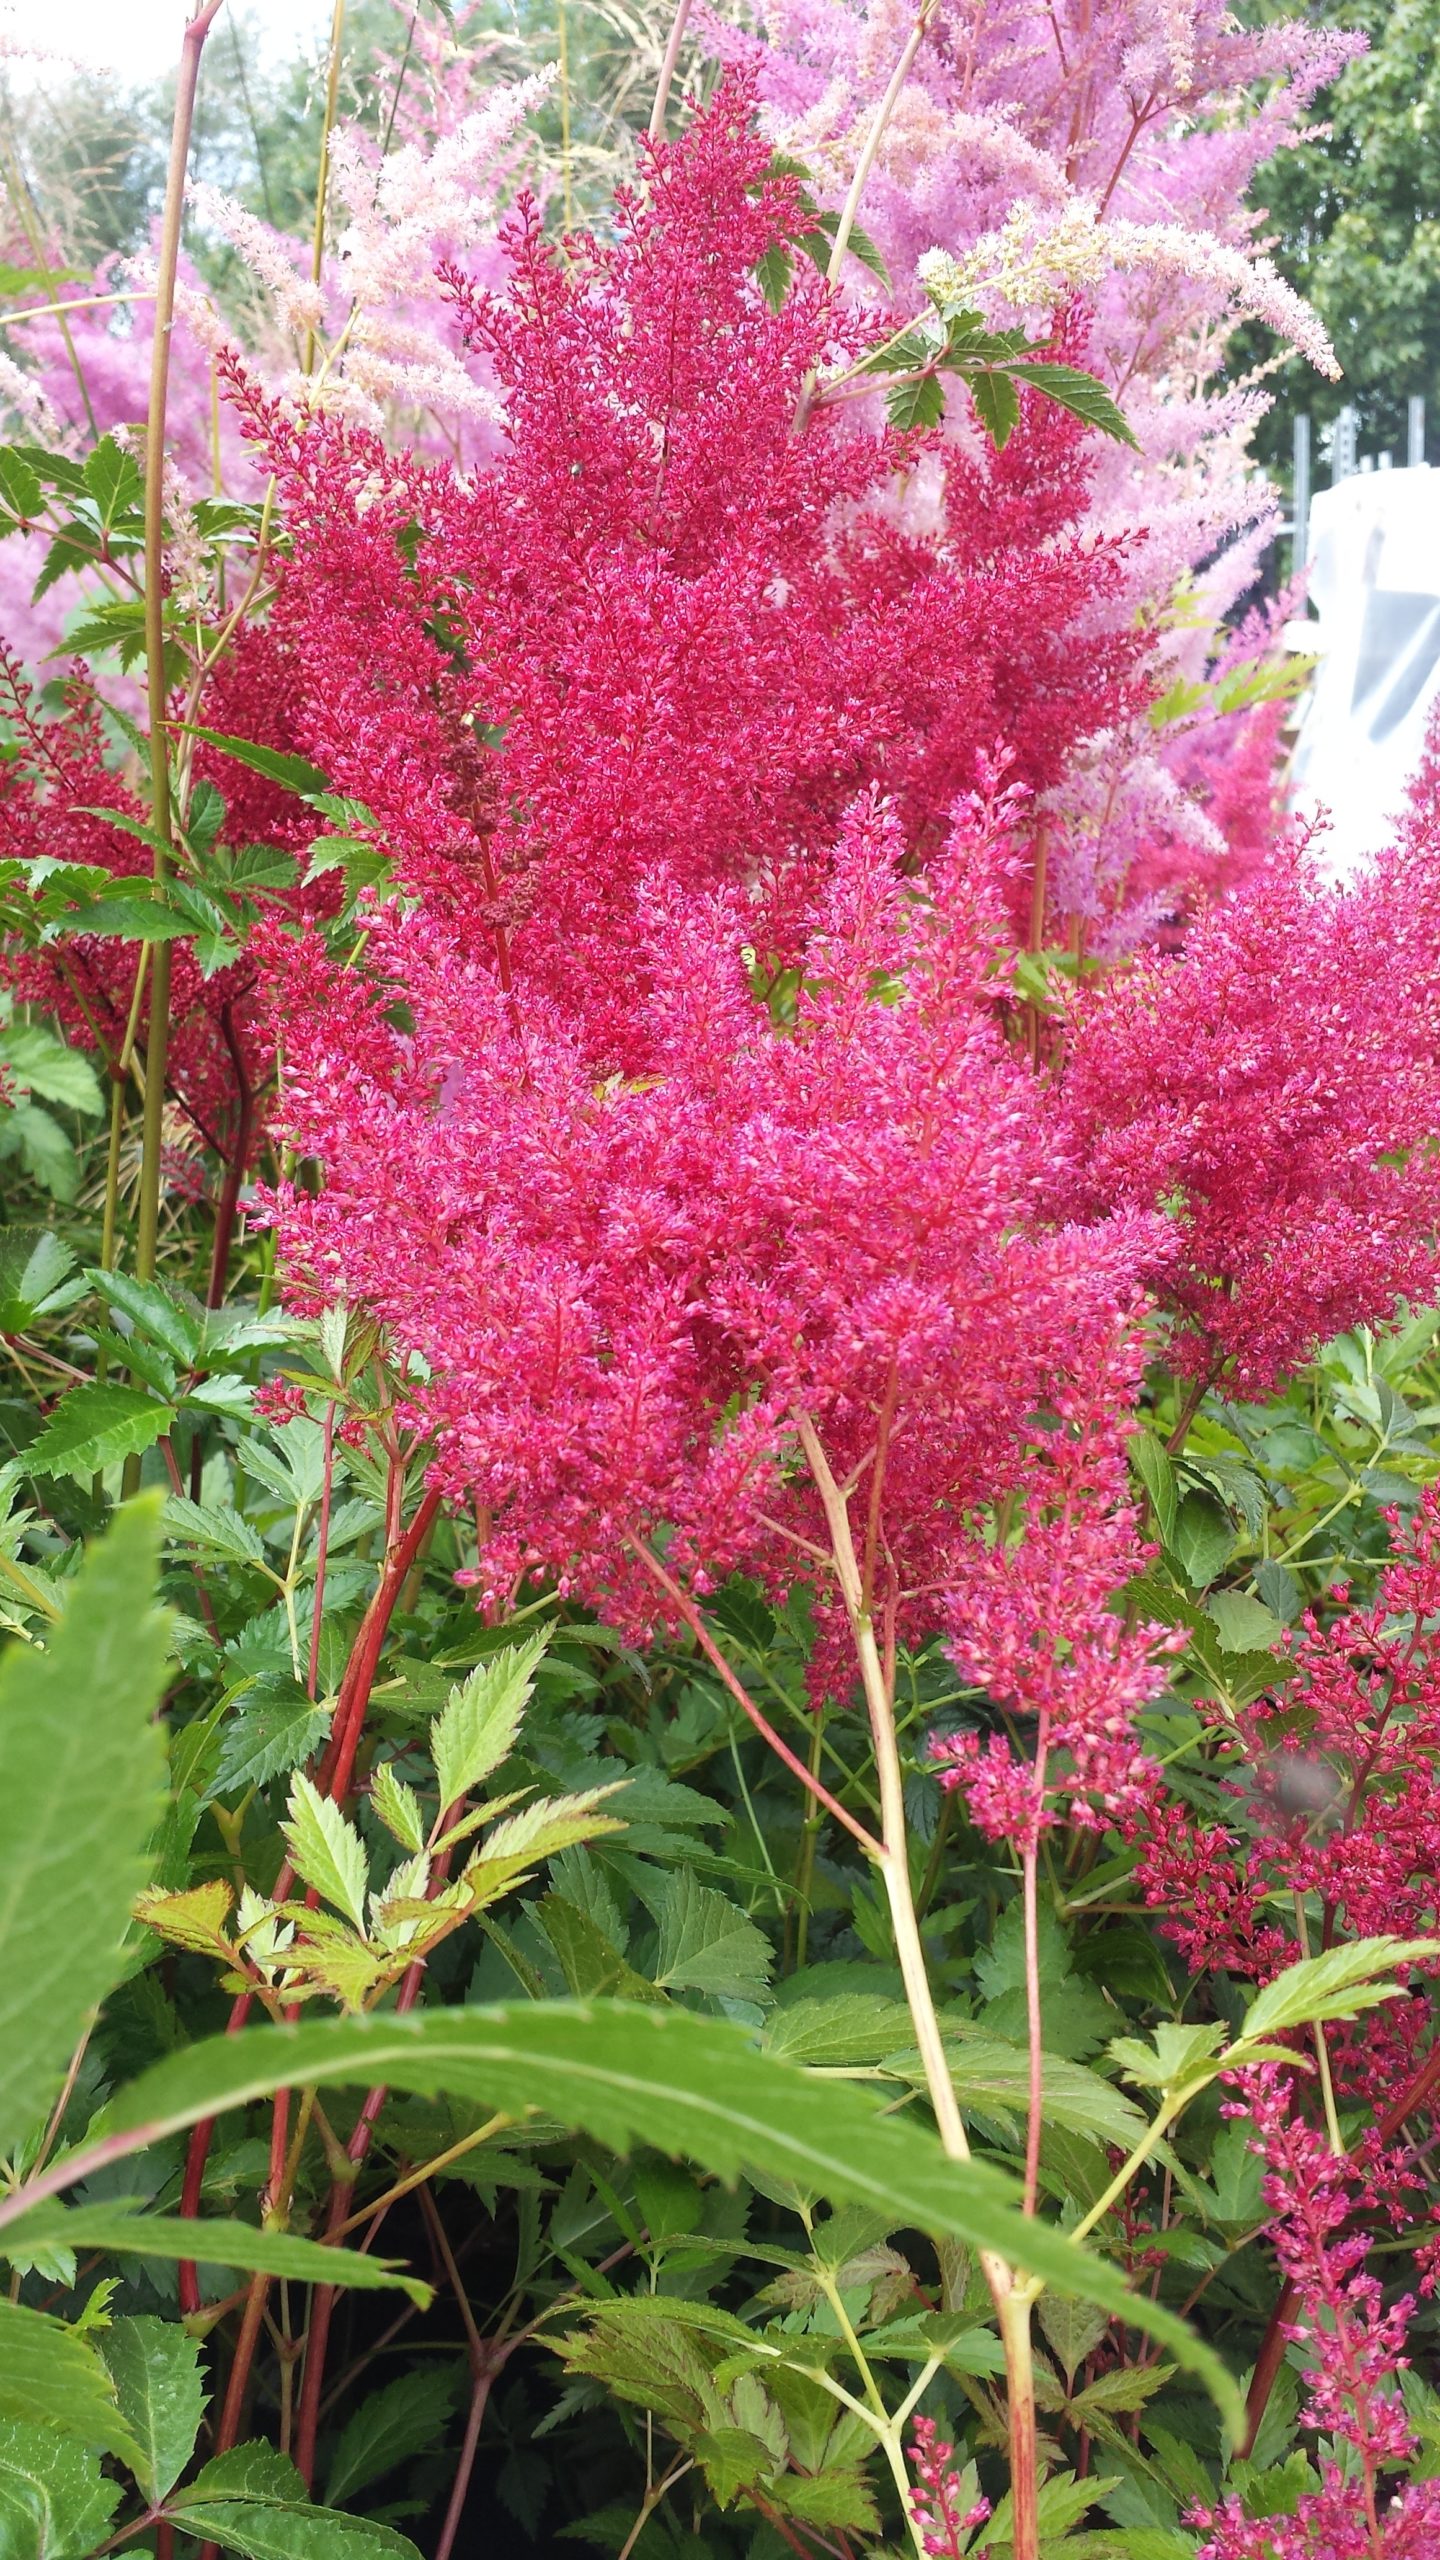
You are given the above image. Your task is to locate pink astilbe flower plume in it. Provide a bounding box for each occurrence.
[223,82,1144,1065]
[1051,845,1440,1394]
[266,794,1158,1713]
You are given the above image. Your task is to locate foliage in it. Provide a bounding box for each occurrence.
[0,5,1437,2559]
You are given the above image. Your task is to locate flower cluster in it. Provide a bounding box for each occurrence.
[907,2416,992,2558]
[1052,846,1440,1393]
[1136,1491,1440,2104]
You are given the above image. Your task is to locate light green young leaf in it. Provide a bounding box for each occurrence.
[98,2317,206,2504]
[62,2003,1246,2431]
[431,1633,547,1813]
[282,1772,369,1931]
[26,1384,175,1481]
[0,1499,170,2151]
[1109,2023,1227,2096]
[1235,1936,1440,2051]
[165,1496,266,1568]
[0,2301,141,2463]
[0,2417,120,2559]
[466,1786,627,1904]
[371,1760,426,1853]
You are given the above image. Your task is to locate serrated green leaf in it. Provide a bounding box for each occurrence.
[648,1869,773,2004]
[0,2302,140,2463]
[755,242,792,310]
[431,1632,546,1813]
[371,1759,426,1852]
[0,450,42,524]
[1,1023,103,1114]
[1235,1936,1440,2049]
[0,1227,82,1331]
[166,1497,267,1570]
[282,1772,369,1929]
[1130,1432,1177,1547]
[886,371,946,431]
[0,2416,120,2558]
[58,2005,1245,2429]
[91,1269,203,1364]
[82,433,142,529]
[181,728,331,802]
[26,1384,174,1481]
[1206,1590,1284,1654]
[1007,359,1139,446]
[968,367,1021,447]
[5,2206,430,2306]
[98,2317,205,2504]
[0,1500,169,2151]
[325,2367,461,2504]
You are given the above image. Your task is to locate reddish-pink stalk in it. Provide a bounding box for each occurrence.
[630,1536,882,1857]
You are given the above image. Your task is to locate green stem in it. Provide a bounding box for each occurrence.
[304,0,347,377]
[136,1,227,1293]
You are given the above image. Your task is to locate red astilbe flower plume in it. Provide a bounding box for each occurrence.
[266,794,1158,1741]
[1135,1489,1440,2108]
[1051,840,1440,1395]
[1193,2072,1435,2559]
[225,81,1144,1064]
[0,633,329,1166]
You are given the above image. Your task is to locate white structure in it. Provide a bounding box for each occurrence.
[1290,463,1440,878]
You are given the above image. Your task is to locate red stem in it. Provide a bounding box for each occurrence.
[206,999,255,1309]
[177,1483,443,2314]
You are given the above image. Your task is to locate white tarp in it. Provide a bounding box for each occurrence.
[1290,466,1440,878]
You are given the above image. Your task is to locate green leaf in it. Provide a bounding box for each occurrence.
[0,2302,140,2462]
[1,1102,79,1201]
[885,372,946,432]
[82,433,142,529]
[1235,1936,1440,2049]
[1130,1432,1177,1547]
[282,1772,369,1929]
[175,2443,423,2556]
[1170,1490,1235,1588]
[1206,1590,1284,1654]
[968,367,1021,447]
[0,2417,120,2558]
[209,1680,331,1800]
[371,1759,426,1852]
[431,1632,546,1811]
[6,2205,430,2305]
[26,1384,175,1481]
[166,1497,267,1572]
[325,2367,461,2504]
[98,2317,205,2504]
[755,242,792,311]
[647,1869,774,2004]
[1007,359,1139,446]
[0,450,42,525]
[182,728,331,802]
[537,1893,667,2003]
[1,1022,103,1114]
[90,1269,203,1365]
[76,2004,1245,2430]
[0,1500,170,2151]
[0,1228,84,1331]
